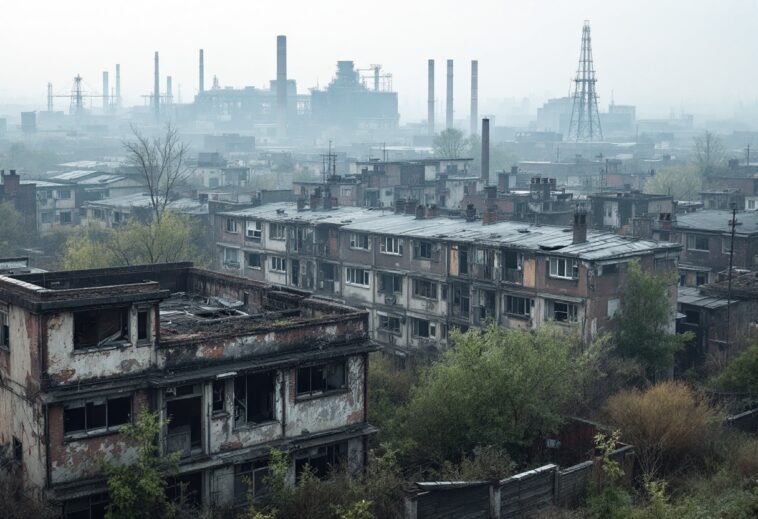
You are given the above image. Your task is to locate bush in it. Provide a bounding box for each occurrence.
[713,342,758,394]
[604,381,719,478]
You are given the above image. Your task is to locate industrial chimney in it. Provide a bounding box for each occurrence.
[276,35,287,140]
[115,64,121,109]
[573,210,588,244]
[427,59,435,136]
[199,49,205,94]
[166,76,173,105]
[102,71,109,112]
[154,52,160,119]
[470,60,478,135]
[481,118,490,184]
[446,59,454,129]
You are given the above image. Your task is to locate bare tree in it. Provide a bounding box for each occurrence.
[124,124,190,223]
[433,129,468,159]
[694,131,726,177]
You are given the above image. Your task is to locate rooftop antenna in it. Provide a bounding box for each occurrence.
[568,21,603,142]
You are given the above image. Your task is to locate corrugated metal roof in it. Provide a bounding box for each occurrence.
[51,170,99,181]
[678,286,731,309]
[220,203,680,260]
[675,210,758,234]
[77,174,126,185]
[86,193,207,213]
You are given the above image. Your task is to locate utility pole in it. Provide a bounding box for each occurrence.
[725,203,737,360]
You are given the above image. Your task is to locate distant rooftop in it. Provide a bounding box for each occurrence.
[85,193,207,214]
[675,210,758,234]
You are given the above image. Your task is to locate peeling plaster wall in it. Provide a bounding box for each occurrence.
[0,305,46,488]
[45,312,153,386]
[284,355,365,437]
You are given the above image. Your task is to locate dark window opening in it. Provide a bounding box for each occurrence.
[295,442,347,480]
[458,248,469,275]
[74,307,129,349]
[64,493,109,519]
[247,253,262,269]
[137,311,148,341]
[296,362,346,397]
[166,390,202,456]
[696,272,708,286]
[166,472,203,507]
[12,436,22,463]
[412,279,437,300]
[378,273,402,294]
[234,460,270,505]
[504,250,520,269]
[551,301,577,322]
[379,315,401,334]
[234,372,275,426]
[212,380,226,413]
[64,396,132,436]
[602,263,619,275]
[413,241,433,260]
[684,310,700,325]
[0,311,8,350]
[506,295,531,316]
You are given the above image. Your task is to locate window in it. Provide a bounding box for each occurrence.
[687,234,710,252]
[378,273,402,294]
[696,271,708,286]
[63,396,132,436]
[64,493,109,519]
[212,380,226,413]
[225,218,238,233]
[452,285,470,317]
[458,247,469,275]
[412,278,438,300]
[57,189,71,199]
[270,256,287,273]
[346,267,370,287]
[74,307,129,349]
[0,311,8,351]
[40,211,53,224]
[503,250,522,270]
[295,442,347,480]
[247,253,262,269]
[379,236,402,255]
[234,460,270,505]
[722,237,733,255]
[59,211,72,224]
[137,311,149,341]
[601,263,619,275]
[223,247,240,267]
[12,437,21,463]
[413,241,433,260]
[749,199,756,210]
[506,296,532,317]
[296,361,346,397]
[234,372,275,426]
[549,301,578,323]
[549,257,578,279]
[270,223,286,240]
[246,221,263,241]
[379,314,401,334]
[349,233,370,250]
[412,318,436,338]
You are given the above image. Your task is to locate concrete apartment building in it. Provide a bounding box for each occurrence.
[0,263,376,515]
[215,198,681,355]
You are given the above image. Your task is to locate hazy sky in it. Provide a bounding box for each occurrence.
[3,0,758,123]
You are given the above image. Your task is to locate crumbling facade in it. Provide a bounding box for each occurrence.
[0,263,376,515]
[215,200,681,355]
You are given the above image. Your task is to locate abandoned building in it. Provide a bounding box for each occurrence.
[0,263,376,515]
[214,198,682,354]
[587,190,674,235]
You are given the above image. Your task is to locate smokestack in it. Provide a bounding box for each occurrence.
[166,76,173,105]
[154,51,160,119]
[470,60,478,135]
[373,65,380,91]
[427,59,435,136]
[481,118,490,184]
[573,210,588,244]
[446,59,454,129]
[199,49,205,94]
[115,64,121,109]
[47,82,53,112]
[276,35,287,139]
[102,71,109,112]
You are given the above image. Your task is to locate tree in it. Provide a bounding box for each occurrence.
[586,430,632,519]
[62,211,202,269]
[694,131,727,177]
[401,325,592,465]
[0,202,26,256]
[433,129,467,159]
[713,341,758,393]
[104,410,180,519]
[604,381,718,478]
[124,124,190,224]
[644,165,702,201]
[614,261,692,376]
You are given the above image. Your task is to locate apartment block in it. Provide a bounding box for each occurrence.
[0,263,376,515]
[215,199,682,355]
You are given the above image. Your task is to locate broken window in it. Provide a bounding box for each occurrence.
[63,396,132,436]
[296,361,346,397]
[223,248,240,267]
[269,223,286,240]
[247,253,262,269]
[504,250,522,270]
[458,248,469,275]
[165,385,202,456]
[74,308,129,349]
[166,472,203,507]
[295,442,347,480]
[234,372,275,426]
[452,285,470,318]
[412,279,437,300]
[549,257,579,280]
[413,241,433,260]
[506,295,532,317]
[0,311,8,351]
[212,380,226,413]
[378,314,401,334]
[137,311,149,341]
[548,301,578,323]
[63,492,109,519]
[234,460,270,505]
[412,318,436,338]
[378,273,402,294]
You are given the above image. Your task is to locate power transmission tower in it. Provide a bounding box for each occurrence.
[568,21,603,142]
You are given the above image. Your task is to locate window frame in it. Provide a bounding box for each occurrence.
[379,236,402,256]
[246,221,263,241]
[247,252,262,269]
[270,256,287,273]
[0,311,8,351]
[413,240,433,260]
[63,395,132,438]
[345,267,370,287]
[225,218,238,233]
[686,234,710,252]
[269,223,286,240]
[412,318,436,339]
[548,257,579,280]
[349,233,370,250]
[296,361,347,398]
[223,247,240,267]
[549,300,578,323]
[412,278,438,300]
[378,314,401,334]
[505,295,532,317]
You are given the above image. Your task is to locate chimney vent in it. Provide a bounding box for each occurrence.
[573,210,588,244]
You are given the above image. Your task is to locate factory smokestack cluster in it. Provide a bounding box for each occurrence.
[115,64,121,109]
[470,60,478,135]
[427,59,435,136]
[277,35,287,139]
[446,59,454,129]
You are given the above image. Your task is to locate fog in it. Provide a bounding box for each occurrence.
[3,0,758,122]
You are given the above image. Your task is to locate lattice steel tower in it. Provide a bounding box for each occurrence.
[568,21,603,141]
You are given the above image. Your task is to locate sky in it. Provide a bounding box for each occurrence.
[2,0,758,124]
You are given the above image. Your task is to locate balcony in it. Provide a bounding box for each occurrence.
[503,268,523,284]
